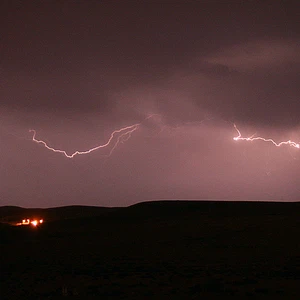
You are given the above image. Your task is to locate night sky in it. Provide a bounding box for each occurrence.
[1,1,299,207]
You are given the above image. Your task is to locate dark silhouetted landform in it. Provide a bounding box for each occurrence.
[1,200,299,223]
[0,205,115,224]
[1,200,300,298]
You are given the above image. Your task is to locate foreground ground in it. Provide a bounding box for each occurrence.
[1,200,300,298]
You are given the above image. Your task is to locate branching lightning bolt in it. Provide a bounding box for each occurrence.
[233,124,300,149]
[30,115,158,158]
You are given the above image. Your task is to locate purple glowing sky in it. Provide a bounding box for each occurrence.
[1,2,299,207]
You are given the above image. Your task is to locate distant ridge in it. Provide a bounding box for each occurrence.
[1,200,299,224]
[0,205,113,224]
[127,199,300,217]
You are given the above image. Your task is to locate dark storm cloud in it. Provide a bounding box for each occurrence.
[200,39,300,128]
[1,1,299,116]
[205,39,300,71]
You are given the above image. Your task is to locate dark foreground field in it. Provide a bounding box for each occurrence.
[1,201,300,299]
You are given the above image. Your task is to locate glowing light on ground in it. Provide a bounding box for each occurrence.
[15,218,44,227]
[31,220,38,226]
[233,124,300,149]
[30,115,158,158]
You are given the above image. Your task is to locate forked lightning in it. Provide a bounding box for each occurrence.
[233,124,300,149]
[30,115,158,158]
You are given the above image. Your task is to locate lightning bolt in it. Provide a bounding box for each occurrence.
[30,115,159,158]
[233,124,300,149]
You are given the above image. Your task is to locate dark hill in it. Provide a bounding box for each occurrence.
[127,200,300,217]
[0,205,115,224]
[1,200,300,299]
[1,200,299,224]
